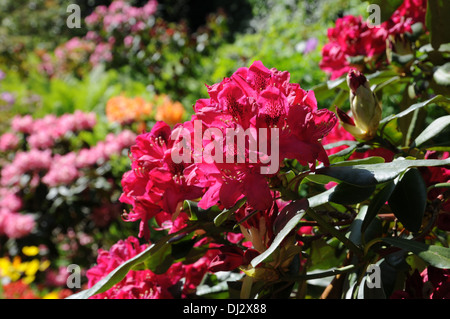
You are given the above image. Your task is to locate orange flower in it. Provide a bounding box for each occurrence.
[154,94,185,126]
[106,95,153,124]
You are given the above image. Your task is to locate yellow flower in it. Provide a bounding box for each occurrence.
[0,255,49,284]
[22,246,39,257]
[42,291,60,299]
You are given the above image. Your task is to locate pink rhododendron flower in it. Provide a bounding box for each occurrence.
[0,208,35,239]
[0,187,22,212]
[42,152,79,187]
[0,132,19,152]
[1,149,52,186]
[11,114,34,134]
[12,112,96,150]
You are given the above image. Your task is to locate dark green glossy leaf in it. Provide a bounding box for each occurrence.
[315,157,450,187]
[426,0,450,50]
[412,115,450,148]
[382,237,450,269]
[362,181,396,234]
[308,238,344,271]
[388,168,427,233]
[348,205,382,246]
[328,183,376,205]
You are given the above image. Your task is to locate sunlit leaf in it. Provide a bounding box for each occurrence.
[412,115,450,148]
[315,157,450,187]
[382,238,450,269]
[251,200,307,267]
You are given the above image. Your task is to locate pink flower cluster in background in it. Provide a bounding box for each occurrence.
[84,0,158,67]
[0,133,19,152]
[0,112,137,240]
[320,0,427,79]
[11,111,97,149]
[86,0,158,33]
[0,187,35,239]
[0,129,136,188]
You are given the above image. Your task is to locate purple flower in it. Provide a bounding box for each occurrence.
[304,37,318,54]
[1,92,15,105]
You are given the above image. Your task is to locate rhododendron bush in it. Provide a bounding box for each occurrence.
[68,0,450,300]
[0,0,449,301]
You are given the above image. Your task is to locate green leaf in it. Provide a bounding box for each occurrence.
[412,115,450,148]
[380,95,450,125]
[433,63,450,86]
[251,199,307,267]
[328,182,376,206]
[331,156,386,167]
[426,0,450,50]
[348,205,382,247]
[307,187,335,208]
[315,157,450,187]
[388,168,427,233]
[308,238,343,271]
[144,242,174,274]
[382,237,450,269]
[362,181,396,234]
[213,197,246,226]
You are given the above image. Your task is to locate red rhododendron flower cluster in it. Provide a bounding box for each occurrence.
[420,151,450,231]
[391,266,450,299]
[86,236,216,299]
[320,0,427,79]
[119,60,337,240]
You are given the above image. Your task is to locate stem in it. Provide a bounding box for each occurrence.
[306,208,364,259]
[371,134,401,155]
[280,264,357,282]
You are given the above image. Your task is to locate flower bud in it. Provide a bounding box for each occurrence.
[339,69,382,140]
